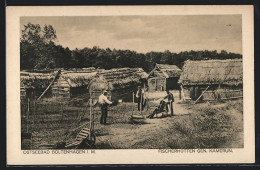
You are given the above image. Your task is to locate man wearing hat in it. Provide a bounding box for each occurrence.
[98,90,112,125]
[136,86,145,111]
[164,90,174,116]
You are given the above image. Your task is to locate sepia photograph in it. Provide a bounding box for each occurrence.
[19,15,244,150]
[6,5,254,164]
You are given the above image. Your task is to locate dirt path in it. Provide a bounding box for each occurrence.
[95,99,191,149]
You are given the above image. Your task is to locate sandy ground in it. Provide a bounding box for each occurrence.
[92,92,243,149]
[94,91,193,149]
[23,91,243,149]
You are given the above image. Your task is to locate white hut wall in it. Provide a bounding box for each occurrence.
[182,86,191,100]
[148,77,166,92]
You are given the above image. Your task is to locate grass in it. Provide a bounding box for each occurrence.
[129,99,243,149]
[21,97,243,149]
[164,99,243,149]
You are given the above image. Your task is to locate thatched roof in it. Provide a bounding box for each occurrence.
[59,67,97,87]
[20,68,97,89]
[148,64,182,78]
[21,67,149,89]
[20,71,56,89]
[179,59,242,86]
[88,67,148,90]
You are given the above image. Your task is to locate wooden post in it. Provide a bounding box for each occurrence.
[27,98,30,133]
[89,99,94,141]
[132,92,134,117]
[155,78,157,91]
[89,100,92,131]
[92,102,95,132]
[140,91,144,117]
[181,85,186,101]
[60,102,63,120]
[44,103,47,121]
[194,85,210,104]
[33,100,36,128]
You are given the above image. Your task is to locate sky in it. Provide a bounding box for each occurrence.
[20,15,242,54]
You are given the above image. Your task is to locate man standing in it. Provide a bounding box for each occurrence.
[136,86,145,111]
[98,90,112,125]
[164,90,174,116]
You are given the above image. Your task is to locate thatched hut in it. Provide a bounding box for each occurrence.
[52,67,97,99]
[20,70,56,100]
[179,59,243,101]
[88,68,148,102]
[147,64,182,91]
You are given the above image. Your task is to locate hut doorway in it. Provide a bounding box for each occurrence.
[148,77,166,92]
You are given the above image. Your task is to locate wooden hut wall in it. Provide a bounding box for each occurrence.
[203,85,243,100]
[70,86,90,99]
[89,84,139,102]
[88,78,111,101]
[183,85,243,101]
[166,77,180,90]
[111,86,138,102]
[148,77,166,92]
[20,86,26,100]
[52,76,70,99]
[90,87,138,102]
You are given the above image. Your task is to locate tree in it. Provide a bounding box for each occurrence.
[20,23,59,69]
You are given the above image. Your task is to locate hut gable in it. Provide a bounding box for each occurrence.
[179,59,243,86]
[52,68,98,99]
[148,64,182,78]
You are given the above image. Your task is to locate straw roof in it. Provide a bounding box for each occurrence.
[20,68,97,89]
[88,67,148,90]
[179,59,242,86]
[20,67,148,90]
[59,67,97,87]
[148,64,182,78]
[20,71,56,89]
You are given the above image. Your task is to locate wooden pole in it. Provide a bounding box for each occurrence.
[132,92,134,117]
[37,70,61,101]
[60,102,63,120]
[89,99,94,141]
[194,85,210,104]
[89,101,92,141]
[27,98,30,133]
[92,103,94,132]
[140,91,143,117]
[181,85,186,101]
[33,100,36,128]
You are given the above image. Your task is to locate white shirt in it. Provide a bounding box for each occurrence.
[98,94,112,104]
[136,89,145,98]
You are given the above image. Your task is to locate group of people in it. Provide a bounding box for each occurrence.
[97,86,175,125]
[135,86,175,116]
